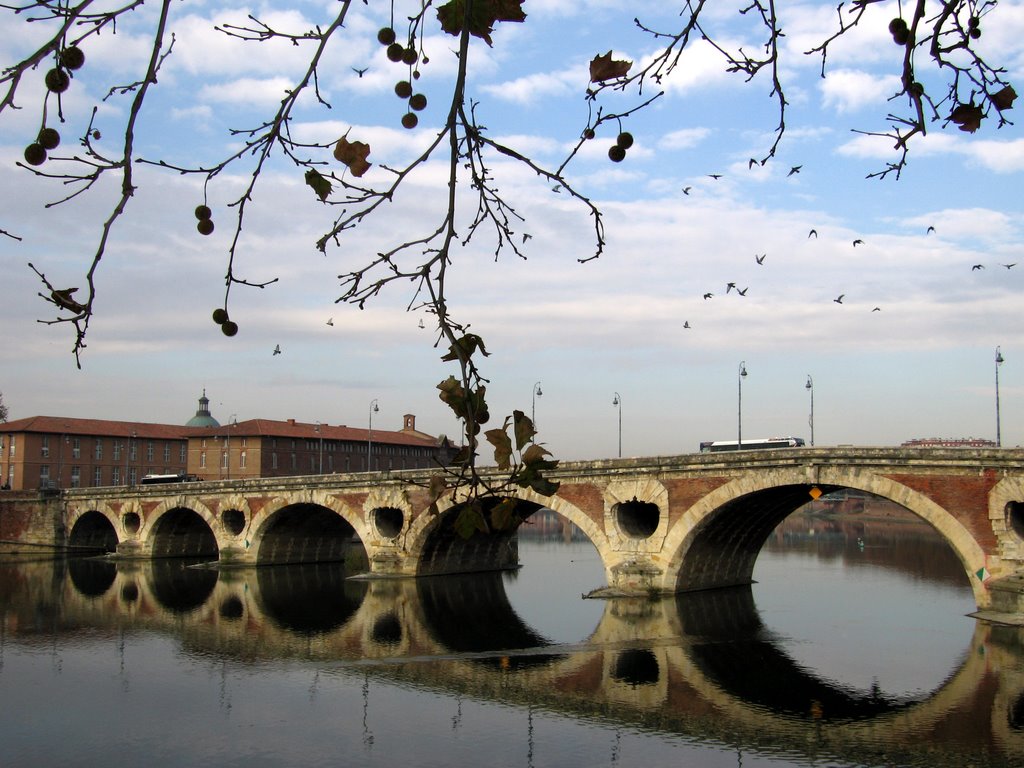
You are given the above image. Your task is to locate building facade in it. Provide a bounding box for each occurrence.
[1,397,452,490]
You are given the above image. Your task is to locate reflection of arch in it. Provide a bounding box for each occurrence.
[663,468,986,605]
[255,563,367,635]
[147,559,218,614]
[67,557,117,597]
[67,510,119,552]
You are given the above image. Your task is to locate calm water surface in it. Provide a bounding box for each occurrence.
[1,512,1022,767]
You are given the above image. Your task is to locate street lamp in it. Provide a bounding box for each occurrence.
[612,392,622,458]
[737,362,748,451]
[368,399,379,471]
[532,381,543,427]
[805,375,815,447]
[996,346,1005,447]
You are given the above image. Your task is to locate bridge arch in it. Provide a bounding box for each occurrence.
[660,466,988,607]
[67,508,119,552]
[249,493,365,566]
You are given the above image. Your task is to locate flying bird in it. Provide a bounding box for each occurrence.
[972,264,985,271]
[708,173,722,180]
[737,287,748,296]
[788,165,802,176]
[352,67,368,77]
[551,184,562,193]
[872,307,882,312]
[1003,263,1017,270]
[853,239,864,247]
[682,186,691,195]
[272,344,281,355]
[726,282,736,293]
[833,294,845,304]
[927,226,936,234]
[683,321,691,329]
[703,292,713,300]
[326,317,334,326]
[418,318,426,329]
[808,229,818,238]
[755,253,766,265]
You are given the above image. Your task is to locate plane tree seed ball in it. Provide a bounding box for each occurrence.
[401,47,418,65]
[221,320,238,337]
[386,43,404,62]
[44,68,70,93]
[212,308,228,325]
[197,218,215,235]
[608,145,626,162]
[60,46,85,70]
[616,131,634,149]
[409,93,427,111]
[377,27,397,45]
[23,143,47,166]
[37,128,60,150]
[888,17,907,34]
[395,80,413,98]
[583,128,596,140]
[401,112,418,129]
[195,204,212,221]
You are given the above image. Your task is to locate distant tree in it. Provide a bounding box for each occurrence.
[0,392,8,423]
[1,0,1016,531]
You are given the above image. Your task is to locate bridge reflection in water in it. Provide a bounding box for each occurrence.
[2,548,1023,768]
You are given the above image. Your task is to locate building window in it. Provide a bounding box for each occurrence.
[95,439,103,461]
[200,452,207,468]
[94,467,103,487]
[240,451,247,469]
[221,451,228,470]
[70,466,81,488]
[128,467,137,486]
[39,465,50,486]
[9,435,15,457]
[71,438,80,459]
[179,444,187,463]
[291,453,297,470]
[113,441,121,461]
[146,441,154,462]
[41,436,50,458]
[241,437,247,448]
[271,453,278,470]
[164,443,171,462]
[129,441,137,461]
[112,467,120,486]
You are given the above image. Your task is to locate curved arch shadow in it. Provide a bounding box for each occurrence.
[255,563,368,635]
[676,587,924,721]
[67,557,117,598]
[258,503,364,566]
[67,510,118,553]
[148,560,219,614]
[417,572,566,671]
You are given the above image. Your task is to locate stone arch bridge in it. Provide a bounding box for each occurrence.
[61,447,1024,614]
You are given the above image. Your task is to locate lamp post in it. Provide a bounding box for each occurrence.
[805,375,815,447]
[127,430,136,486]
[368,399,379,471]
[737,362,748,451]
[612,392,622,458]
[996,346,1005,448]
[532,381,543,428]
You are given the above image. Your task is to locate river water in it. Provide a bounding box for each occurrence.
[1,508,1022,767]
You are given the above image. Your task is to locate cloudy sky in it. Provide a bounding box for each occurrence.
[2,0,1023,461]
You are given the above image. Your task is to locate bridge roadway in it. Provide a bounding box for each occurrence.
[6,557,1023,766]
[59,446,1024,614]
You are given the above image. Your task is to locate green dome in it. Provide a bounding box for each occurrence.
[186,390,220,428]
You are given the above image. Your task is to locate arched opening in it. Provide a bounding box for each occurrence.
[257,503,365,566]
[222,508,246,537]
[371,612,403,646]
[220,595,244,620]
[611,649,660,687]
[122,512,140,535]
[68,511,118,553]
[418,497,539,576]
[373,506,404,539]
[256,563,367,635]
[1005,501,1024,540]
[614,497,660,539]
[148,559,218,614]
[150,507,218,559]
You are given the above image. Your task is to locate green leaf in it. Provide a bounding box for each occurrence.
[454,503,488,539]
[512,409,535,451]
[490,497,521,531]
[304,168,332,201]
[486,423,514,469]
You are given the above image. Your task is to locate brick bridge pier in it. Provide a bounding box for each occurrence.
[47,447,1024,616]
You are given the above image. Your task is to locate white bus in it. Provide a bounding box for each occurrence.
[699,437,805,453]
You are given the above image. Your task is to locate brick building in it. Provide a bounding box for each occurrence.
[1,393,453,490]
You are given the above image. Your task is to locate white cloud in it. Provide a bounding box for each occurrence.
[821,69,902,113]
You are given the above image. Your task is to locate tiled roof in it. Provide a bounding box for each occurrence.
[2,415,442,447]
